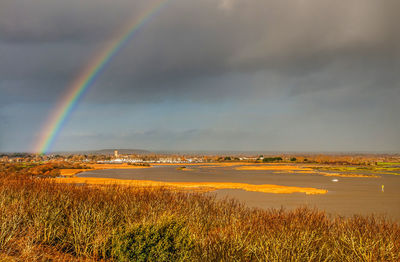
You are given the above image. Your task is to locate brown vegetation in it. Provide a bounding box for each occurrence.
[59,169,92,177]
[235,164,381,178]
[87,163,150,170]
[56,177,327,195]
[235,165,313,171]
[316,172,380,178]
[0,162,399,261]
[0,162,90,178]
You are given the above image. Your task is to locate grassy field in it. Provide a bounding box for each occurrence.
[59,164,149,177]
[311,164,400,176]
[0,168,399,261]
[235,164,382,178]
[58,163,327,194]
[235,165,312,171]
[59,162,396,179]
[56,177,327,195]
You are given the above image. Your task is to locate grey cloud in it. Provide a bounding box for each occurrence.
[55,128,253,151]
[0,0,149,43]
[0,113,8,150]
[1,0,398,104]
[0,0,399,152]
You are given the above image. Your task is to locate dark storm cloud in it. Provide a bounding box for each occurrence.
[0,0,400,103]
[0,112,8,149]
[0,0,147,43]
[1,0,399,104]
[1,0,399,152]
[55,128,252,151]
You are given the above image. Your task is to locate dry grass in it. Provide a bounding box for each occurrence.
[87,163,150,170]
[59,164,149,178]
[176,167,195,171]
[154,162,256,167]
[236,164,381,178]
[235,165,313,171]
[59,169,92,177]
[0,174,399,261]
[56,177,328,195]
[88,162,382,180]
[279,170,380,178]
[1,164,399,261]
[316,172,380,178]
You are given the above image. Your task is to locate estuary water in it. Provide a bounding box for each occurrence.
[79,165,400,221]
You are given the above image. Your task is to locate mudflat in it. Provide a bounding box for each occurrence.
[79,164,400,221]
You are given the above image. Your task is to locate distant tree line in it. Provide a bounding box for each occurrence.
[262,157,283,163]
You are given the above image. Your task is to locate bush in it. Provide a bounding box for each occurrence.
[263,157,283,163]
[110,219,194,261]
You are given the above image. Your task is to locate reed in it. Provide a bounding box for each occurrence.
[0,167,399,261]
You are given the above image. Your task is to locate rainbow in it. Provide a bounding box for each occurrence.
[35,0,170,154]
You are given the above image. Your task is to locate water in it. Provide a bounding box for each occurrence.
[79,165,400,221]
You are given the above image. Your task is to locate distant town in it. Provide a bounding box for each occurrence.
[1,149,399,166]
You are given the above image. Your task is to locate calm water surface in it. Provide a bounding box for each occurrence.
[79,166,400,221]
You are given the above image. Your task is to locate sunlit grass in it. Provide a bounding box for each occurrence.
[87,163,151,170]
[313,165,400,176]
[1,162,399,260]
[0,174,399,261]
[235,164,381,178]
[377,162,400,166]
[59,169,92,177]
[56,177,328,195]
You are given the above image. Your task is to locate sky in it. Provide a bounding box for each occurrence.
[0,0,399,153]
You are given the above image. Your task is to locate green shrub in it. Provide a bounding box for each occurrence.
[263,157,282,163]
[110,218,194,262]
